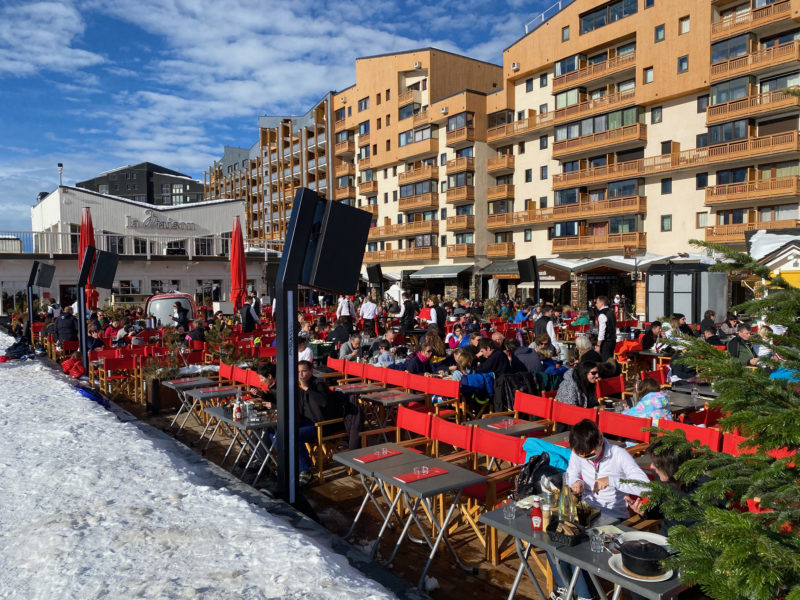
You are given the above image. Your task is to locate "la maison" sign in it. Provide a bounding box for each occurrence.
[126,210,197,231]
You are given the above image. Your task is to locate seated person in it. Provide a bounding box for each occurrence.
[623,377,673,425]
[185,319,206,344]
[298,335,313,363]
[513,337,543,373]
[475,337,510,376]
[726,323,759,366]
[375,339,395,367]
[702,327,724,347]
[367,328,397,358]
[86,327,105,351]
[405,343,434,375]
[327,318,351,347]
[574,333,602,365]
[295,360,341,486]
[641,321,664,351]
[250,361,277,406]
[555,360,599,408]
[338,333,363,361]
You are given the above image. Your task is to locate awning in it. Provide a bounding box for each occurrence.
[481,260,519,277]
[409,265,472,279]
[383,272,402,281]
[518,280,568,290]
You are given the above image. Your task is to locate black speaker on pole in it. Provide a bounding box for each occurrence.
[89,250,119,289]
[27,261,40,287]
[366,264,383,284]
[34,263,56,288]
[518,255,541,304]
[78,246,96,287]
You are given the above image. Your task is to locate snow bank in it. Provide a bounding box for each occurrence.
[0,333,395,600]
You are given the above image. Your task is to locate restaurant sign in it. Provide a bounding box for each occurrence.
[126,210,197,231]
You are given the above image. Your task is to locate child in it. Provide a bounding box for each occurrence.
[376,339,395,367]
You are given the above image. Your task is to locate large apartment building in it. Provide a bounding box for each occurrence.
[207,0,800,305]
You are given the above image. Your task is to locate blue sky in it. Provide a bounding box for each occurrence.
[0,0,549,230]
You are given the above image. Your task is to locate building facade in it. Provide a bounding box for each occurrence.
[77,162,205,206]
[206,2,800,308]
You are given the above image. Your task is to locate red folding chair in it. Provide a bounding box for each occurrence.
[430,416,473,460]
[598,411,652,455]
[513,392,554,422]
[551,403,599,431]
[595,375,632,402]
[657,420,722,451]
[383,369,410,390]
[721,432,757,457]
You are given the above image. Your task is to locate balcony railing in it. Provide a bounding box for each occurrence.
[357,155,371,170]
[358,180,378,195]
[711,41,800,82]
[362,204,379,216]
[398,164,439,184]
[487,155,515,174]
[413,108,430,127]
[487,242,516,258]
[487,184,515,201]
[368,219,439,240]
[397,137,438,161]
[398,88,421,106]
[359,131,371,146]
[711,0,790,40]
[553,89,637,124]
[705,219,800,243]
[552,232,646,253]
[334,139,355,156]
[364,246,438,263]
[706,88,800,124]
[446,243,475,258]
[334,186,356,200]
[487,112,554,143]
[446,156,475,174]
[553,123,647,158]
[446,126,476,147]
[398,192,440,212]
[705,176,800,206]
[446,215,475,231]
[486,196,647,229]
[553,132,800,189]
[552,52,637,91]
[334,118,347,131]
[446,185,476,204]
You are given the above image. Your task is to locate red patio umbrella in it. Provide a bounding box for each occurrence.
[78,207,99,308]
[230,216,247,311]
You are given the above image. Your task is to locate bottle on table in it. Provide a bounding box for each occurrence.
[691,385,699,408]
[530,496,543,531]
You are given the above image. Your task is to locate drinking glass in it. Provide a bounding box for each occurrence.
[413,466,423,477]
[503,498,516,520]
[589,529,605,553]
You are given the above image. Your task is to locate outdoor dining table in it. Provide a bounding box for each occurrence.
[183,385,242,444]
[480,506,688,600]
[334,382,385,395]
[161,376,214,433]
[671,380,718,398]
[667,391,705,416]
[464,414,549,438]
[359,389,426,439]
[334,443,486,589]
[202,405,278,486]
[635,349,673,371]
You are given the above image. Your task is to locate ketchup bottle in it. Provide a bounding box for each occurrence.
[530,496,543,531]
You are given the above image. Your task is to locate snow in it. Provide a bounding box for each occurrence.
[0,333,395,600]
[749,230,800,261]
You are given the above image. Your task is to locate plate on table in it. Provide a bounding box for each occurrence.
[617,531,670,548]
[608,553,673,583]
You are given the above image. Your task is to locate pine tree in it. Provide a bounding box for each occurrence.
[638,240,800,600]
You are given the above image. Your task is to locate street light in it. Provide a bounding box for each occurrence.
[57,163,63,187]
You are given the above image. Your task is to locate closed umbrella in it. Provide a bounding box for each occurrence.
[230,216,247,311]
[78,207,98,308]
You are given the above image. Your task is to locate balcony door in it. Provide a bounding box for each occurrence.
[589,221,608,238]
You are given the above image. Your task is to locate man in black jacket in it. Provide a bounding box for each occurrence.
[171,302,190,331]
[475,337,510,376]
[641,321,663,351]
[398,293,417,334]
[55,307,79,343]
[595,296,617,361]
[239,299,259,333]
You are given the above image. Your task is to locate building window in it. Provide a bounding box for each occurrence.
[654,24,665,43]
[440,153,447,166]
[524,229,532,242]
[133,238,152,255]
[441,181,447,193]
[697,95,709,113]
[540,196,548,209]
[661,178,672,194]
[540,166,548,180]
[518,141,525,154]
[525,168,533,183]
[540,73,548,87]
[696,172,708,189]
[651,106,662,124]
[679,15,690,34]
[194,237,214,256]
[661,215,672,232]
[517,110,525,121]
[539,135,548,149]
[358,97,369,111]
[376,92,381,105]
[696,212,709,228]
[696,133,708,148]
[107,235,124,255]
[645,0,654,7]
[384,192,388,204]
[525,78,534,92]
[393,190,398,202]
[643,67,654,84]
[580,0,638,34]
[161,183,170,194]
[385,88,390,100]
[677,55,689,73]
[561,26,569,42]
[539,103,548,115]
[440,208,447,220]
[113,280,141,295]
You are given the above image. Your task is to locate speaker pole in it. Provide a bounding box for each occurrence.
[77,247,96,373]
[26,261,39,344]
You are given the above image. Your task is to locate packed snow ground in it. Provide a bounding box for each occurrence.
[0,333,395,600]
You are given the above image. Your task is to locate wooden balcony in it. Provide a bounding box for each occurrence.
[711,41,800,83]
[357,155,371,170]
[705,219,800,243]
[711,0,790,41]
[397,137,438,161]
[706,88,800,125]
[362,204,379,216]
[398,192,440,212]
[487,184,515,201]
[358,180,378,195]
[413,108,430,127]
[359,131,370,146]
[334,139,355,157]
[334,186,356,200]
[487,155,515,175]
[364,246,439,263]
[368,219,439,240]
[398,164,438,184]
[446,126,476,148]
[553,132,800,189]
[486,212,518,230]
[553,89,637,124]
[446,243,475,258]
[446,215,475,231]
[446,156,474,175]
[398,88,421,106]
[486,196,647,229]
[334,161,355,177]
[334,118,347,132]
[446,185,476,205]
[552,232,647,253]
[552,52,637,92]
[487,242,516,258]
[705,176,800,206]
[487,112,554,144]
[552,123,647,158]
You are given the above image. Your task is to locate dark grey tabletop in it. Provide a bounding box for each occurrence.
[161,376,214,391]
[671,381,718,398]
[360,389,425,407]
[374,456,487,498]
[333,442,429,475]
[184,385,241,400]
[667,392,704,414]
[538,431,572,446]
[479,506,566,552]
[465,414,549,438]
[335,382,385,395]
[204,405,276,431]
